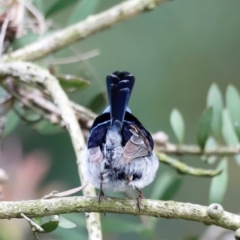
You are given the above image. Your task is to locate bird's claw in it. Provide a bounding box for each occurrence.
[136,189,144,211]
[98,189,104,204]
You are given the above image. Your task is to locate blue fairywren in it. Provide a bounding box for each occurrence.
[82,71,159,209]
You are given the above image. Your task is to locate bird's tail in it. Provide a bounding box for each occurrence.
[106,71,135,131]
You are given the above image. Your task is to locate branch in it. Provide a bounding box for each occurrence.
[2,0,166,62]
[2,86,95,135]
[3,85,221,177]
[0,62,237,237]
[0,61,102,240]
[156,152,221,177]
[10,86,240,159]
[154,143,240,156]
[0,78,224,178]
[0,197,240,232]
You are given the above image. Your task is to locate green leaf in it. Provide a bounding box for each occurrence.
[150,172,181,200]
[59,216,76,229]
[170,109,185,144]
[209,158,228,204]
[222,109,240,165]
[34,217,42,225]
[197,107,213,150]
[226,85,240,140]
[57,75,90,92]
[4,110,20,136]
[46,0,78,17]
[222,109,239,146]
[57,75,90,91]
[35,220,59,233]
[34,120,64,135]
[68,0,100,24]
[207,83,223,140]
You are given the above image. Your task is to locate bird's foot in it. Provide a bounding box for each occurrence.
[98,189,104,204]
[136,188,144,211]
[98,189,106,216]
[98,172,105,204]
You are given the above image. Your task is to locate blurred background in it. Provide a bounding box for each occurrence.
[0,0,240,239]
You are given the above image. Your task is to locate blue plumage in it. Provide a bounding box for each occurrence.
[108,72,134,130]
[82,71,159,209]
[88,111,154,150]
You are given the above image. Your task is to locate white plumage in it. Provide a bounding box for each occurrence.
[82,128,159,192]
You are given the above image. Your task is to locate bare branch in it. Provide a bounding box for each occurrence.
[154,143,240,156]
[156,152,221,177]
[0,75,230,178]
[20,212,44,232]
[0,196,240,232]
[43,184,88,198]
[0,61,102,240]
[2,0,166,61]
[12,87,240,159]
[0,13,10,55]
[3,85,221,177]
[0,45,239,240]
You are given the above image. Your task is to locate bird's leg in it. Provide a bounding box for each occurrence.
[135,187,144,211]
[98,172,104,204]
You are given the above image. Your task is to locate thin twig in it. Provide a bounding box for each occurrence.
[4,77,240,173]
[21,89,61,116]
[2,81,53,122]
[154,143,240,156]
[0,79,234,178]
[2,82,222,177]
[24,0,46,34]
[20,212,44,232]
[2,0,166,61]
[156,152,222,177]
[33,231,40,240]
[43,184,88,199]
[12,0,26,37]
[0,13,10,56]
[17,89,240,159]
[19,88,95,129]
[19,88,92,132]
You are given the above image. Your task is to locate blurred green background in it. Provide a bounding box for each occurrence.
[1,0,240,239]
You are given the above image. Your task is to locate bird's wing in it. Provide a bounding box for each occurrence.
[88,146,103,163]
[121,124,151,163]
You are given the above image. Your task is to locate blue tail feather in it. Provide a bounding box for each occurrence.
[106,73,118,105]
[106,71,135,131]
[111,88,130,129]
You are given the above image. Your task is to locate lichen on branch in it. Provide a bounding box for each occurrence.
[0,196,239,232]
[2,0,166,62]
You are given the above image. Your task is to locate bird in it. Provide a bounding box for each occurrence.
[81,71,159,209]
